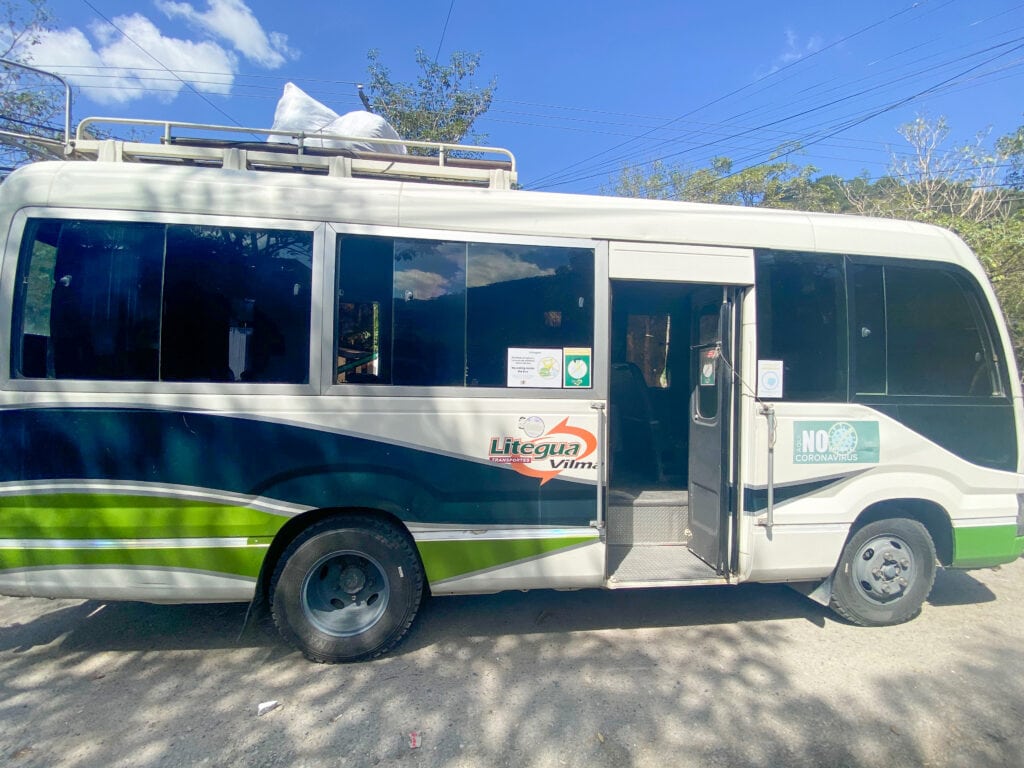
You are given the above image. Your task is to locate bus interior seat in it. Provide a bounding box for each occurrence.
[610,362,665,483]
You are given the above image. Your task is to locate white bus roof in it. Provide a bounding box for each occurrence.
[0,159,978,275]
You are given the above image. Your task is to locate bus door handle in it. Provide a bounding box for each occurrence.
[590,401,606,529]
[758,403,777,536]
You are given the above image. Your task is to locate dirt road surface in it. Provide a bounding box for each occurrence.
[1,559,1022,768]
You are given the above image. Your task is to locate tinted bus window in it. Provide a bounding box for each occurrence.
[885,266,1002,397]
[13,219,313,384]
[336,234,594,388]
[755,251,848,402]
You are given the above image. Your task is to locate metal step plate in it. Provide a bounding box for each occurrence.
[607,544,718,584]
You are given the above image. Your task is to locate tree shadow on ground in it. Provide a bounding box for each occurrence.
[0,565,1019,768]
[0,566,997,658]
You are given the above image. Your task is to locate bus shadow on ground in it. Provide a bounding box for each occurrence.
[0,567,996,657]
[0,583,820,657]
[0,600,267,655]
[926,567,997,607]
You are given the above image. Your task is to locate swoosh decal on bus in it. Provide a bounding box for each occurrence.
[0,407,597,528]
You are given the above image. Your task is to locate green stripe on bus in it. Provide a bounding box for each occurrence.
[952,524,1024,568]
[0,493,289,539]
[0,545,267,578]
[416,536,594,583]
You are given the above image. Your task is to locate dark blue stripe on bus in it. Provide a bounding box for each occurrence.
[743,474,856,513]
[0,407,597,527]
[862,401,1017,473]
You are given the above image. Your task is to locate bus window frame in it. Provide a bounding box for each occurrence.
[323,223,610,400]
[0,207,325,397]
[846,254,1011,404]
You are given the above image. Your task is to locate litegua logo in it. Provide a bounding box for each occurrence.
[489,417,598,484]
[793,421,880,464]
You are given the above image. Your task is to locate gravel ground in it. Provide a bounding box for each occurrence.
[1,559,1022,768]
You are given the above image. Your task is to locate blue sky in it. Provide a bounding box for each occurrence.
[26,0,1024,193]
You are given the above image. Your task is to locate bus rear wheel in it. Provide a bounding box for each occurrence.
[829,518,937,627]
[270,515,424,663]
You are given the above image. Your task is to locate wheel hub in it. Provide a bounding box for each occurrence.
[854,537,916,604]
[339,565,367,595]
[300,551,390,637]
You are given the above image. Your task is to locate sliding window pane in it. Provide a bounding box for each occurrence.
[162,226,312,383]
[393,240,466,386]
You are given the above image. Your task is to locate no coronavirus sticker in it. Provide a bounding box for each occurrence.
[793,421,880,464]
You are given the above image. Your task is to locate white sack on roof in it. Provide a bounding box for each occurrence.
[268,82,406,155]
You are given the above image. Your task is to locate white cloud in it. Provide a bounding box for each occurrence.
[467,251,555,288]
[758,29,823,77]
[27,14,235,105]
[156,0,295,68]
[394,269,454,301]
[21,2,291,105]
[778,29,822,65]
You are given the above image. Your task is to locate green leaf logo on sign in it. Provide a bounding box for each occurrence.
[563,348,592,388]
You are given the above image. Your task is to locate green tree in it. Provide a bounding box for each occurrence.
[844,117,1009,222]
[611,145,819,209]
[608,117,1024,369]
[997,122,1024,191]
[835,118,1024,362]
[362,48,495,152]
[0,0,64,172]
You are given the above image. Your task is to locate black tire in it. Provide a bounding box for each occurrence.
[270,515,424,663]
[829,517,937,627]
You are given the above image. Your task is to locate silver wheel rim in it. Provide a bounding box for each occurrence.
[852,534,917,605]
[300,550,390,637]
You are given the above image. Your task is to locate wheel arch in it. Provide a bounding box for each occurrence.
[850,498,953,566]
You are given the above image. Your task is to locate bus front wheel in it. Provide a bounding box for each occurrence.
[829,518,937,627]
[270,515,424,663]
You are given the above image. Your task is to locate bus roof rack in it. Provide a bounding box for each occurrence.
[0,58,73,163]
[0,60,513,188]
[66,117,517,190]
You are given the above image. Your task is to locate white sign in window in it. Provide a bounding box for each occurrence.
[507,348,563,388]
[757,359,784,398]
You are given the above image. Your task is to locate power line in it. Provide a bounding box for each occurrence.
[528,0,946,189]
[541,44,1023,190]
[78,0,246,129]
[607,54,1024,192]
[52,63,995,170]
[39,66,927,150]
[537,35,1024,192]
[434,0,456,63]
[663,40,1024,201]
[530,2,1022,190]
[0,112,63,134]
[37,2,1023,192]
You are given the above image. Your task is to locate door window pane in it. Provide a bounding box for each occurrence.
[695,304,721,420]
[696,350,719,420]
[625,314,671,389]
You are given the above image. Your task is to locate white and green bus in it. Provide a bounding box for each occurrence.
[0,117,1021,662]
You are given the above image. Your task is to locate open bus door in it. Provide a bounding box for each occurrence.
[606,243,751,585]
[688,290,736,572]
